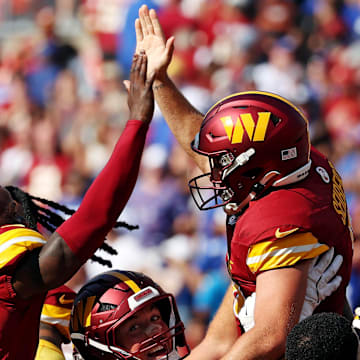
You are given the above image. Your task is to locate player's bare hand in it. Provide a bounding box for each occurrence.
[135,4,174,79]
[127,52,155,124]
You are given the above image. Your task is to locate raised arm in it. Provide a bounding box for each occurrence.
[12,54,155,298]
[135,5,209,173]
[222,261,311,360]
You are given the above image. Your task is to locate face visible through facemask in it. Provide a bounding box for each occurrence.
[115,303,172,360]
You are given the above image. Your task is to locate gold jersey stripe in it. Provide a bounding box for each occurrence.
[0,235,46,252]
[0,228,46,268]
[107,271,141,293]
[248,232,318,259]
[0,228,46,246]
[247,232,329,273]
[232,283,245,314]
[40,315,71,341]
[41,304,72,341]
[35,339,65,360]
[40,315,70,328]
[0,237,46,269]
[249,246,329,273]
[41,304,71,322]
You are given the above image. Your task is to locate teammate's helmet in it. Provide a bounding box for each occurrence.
[189,91,311,213]
[70,270,189,360]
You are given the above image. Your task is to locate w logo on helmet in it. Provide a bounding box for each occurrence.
[221,112,271,144]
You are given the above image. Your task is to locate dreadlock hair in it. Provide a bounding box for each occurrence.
[5,186,138,268]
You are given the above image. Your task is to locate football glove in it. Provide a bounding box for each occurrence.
[234,247,343,331]
[300,247,343,321]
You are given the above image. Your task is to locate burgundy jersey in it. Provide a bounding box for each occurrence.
[40,285,76,344]
[226,147,353,317]
[0,224,47,360]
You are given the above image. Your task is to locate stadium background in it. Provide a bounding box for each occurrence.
[0,0,359,357]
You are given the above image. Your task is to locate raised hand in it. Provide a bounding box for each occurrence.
[128,52,155,124]
[135,4,174,79]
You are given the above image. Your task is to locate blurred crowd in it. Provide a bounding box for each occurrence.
[0,0,360,353]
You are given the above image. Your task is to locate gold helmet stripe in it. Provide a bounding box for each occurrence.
[106,271,141,293]
[204,91,309,124]
[84,296,96,327]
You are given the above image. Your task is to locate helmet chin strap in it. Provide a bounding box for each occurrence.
[272,160,312,187]
[223,159,312,215]
[224,197,251,215]
[223,170,280,215]
[248,170,281,202]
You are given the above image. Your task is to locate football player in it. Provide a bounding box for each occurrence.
[69,270,190,360]
[35,285,76,360]
[0,52,155,359]
[133,6,354,359]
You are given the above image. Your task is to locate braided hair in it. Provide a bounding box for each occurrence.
[5,186,138,267]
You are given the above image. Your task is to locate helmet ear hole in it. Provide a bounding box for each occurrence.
[242,168,262,180]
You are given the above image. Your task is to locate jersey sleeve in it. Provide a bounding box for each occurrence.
[40,285,76,343]
[0,225,46,271]
[35,339,65,360]
[246,231,329,274]
[56,119,149,262]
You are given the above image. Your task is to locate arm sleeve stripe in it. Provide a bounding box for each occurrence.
[40,303,72,341]
[0,236,46,269]
[0,236,46,252]
[40,315,69,328]
[248,232,318,258]
[0,228,46,245]
[246,232,329,273]
[36,339,65,358]
[41,304,71,321]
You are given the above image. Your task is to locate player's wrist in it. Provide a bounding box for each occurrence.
[129,111,153,124]
[153,72,169,88]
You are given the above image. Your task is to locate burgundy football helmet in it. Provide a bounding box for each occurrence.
[189,91,311,213]
[70,270,189,360]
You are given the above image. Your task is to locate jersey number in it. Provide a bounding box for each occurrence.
[329,162,354,243]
